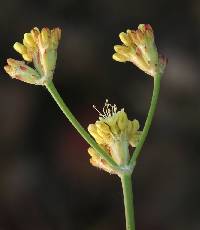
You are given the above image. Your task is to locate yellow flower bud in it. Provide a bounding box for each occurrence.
[51,28,61,48]
[117,110,128,131]
[88,124,104,144]
[127,120,133,135]
[31,27,40,41]
[119,32,132,47]
[13,42,27,55]
[113,45,135,62]
[114,45,132,54]
[132,119,140,132]
[128,120,141,147]
[96,128,110,141]
[112,53,127,62]
[23,33,35,48]
[95,121,110,134]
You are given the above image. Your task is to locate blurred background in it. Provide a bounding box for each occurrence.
[0,0,200,229]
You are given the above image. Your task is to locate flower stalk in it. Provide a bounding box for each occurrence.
[120,174,135,230]
[130,73,161,166]
[120,73,161,230]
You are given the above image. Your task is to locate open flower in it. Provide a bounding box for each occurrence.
[112,24,167,77]
[87,100,141,174]
[4,27,61,85]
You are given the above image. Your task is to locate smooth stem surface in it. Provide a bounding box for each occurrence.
[120,174,135,230]
[129,74,161,166]
[45,81,119,170]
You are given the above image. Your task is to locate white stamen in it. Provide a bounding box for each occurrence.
[93,99,118,119]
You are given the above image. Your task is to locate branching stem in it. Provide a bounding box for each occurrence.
[130,74,161,166]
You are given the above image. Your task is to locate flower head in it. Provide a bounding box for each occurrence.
[112,24,167,77]
[87,100,141,174]
[4,27,61,85]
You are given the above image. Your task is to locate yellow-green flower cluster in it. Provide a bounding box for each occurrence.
[87,100,141,174]
[4,27,61,85]
[112,24,167,77]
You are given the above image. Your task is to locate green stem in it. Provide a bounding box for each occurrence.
[129,73,161,166]
[45,81,119,170]
[120,174,135,230]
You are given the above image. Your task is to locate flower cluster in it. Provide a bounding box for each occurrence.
[4,27,61,85]
[3,24,166,176]
[112,24,167,77]
[87,100,141,174]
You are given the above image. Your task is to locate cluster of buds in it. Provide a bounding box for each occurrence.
[87,100,141,174]
[112,24,167,77]
[4,27,61,85]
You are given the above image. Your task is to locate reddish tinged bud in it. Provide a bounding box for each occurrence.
[4,58,43,85]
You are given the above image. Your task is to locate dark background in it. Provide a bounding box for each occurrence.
[0,0,200,229]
